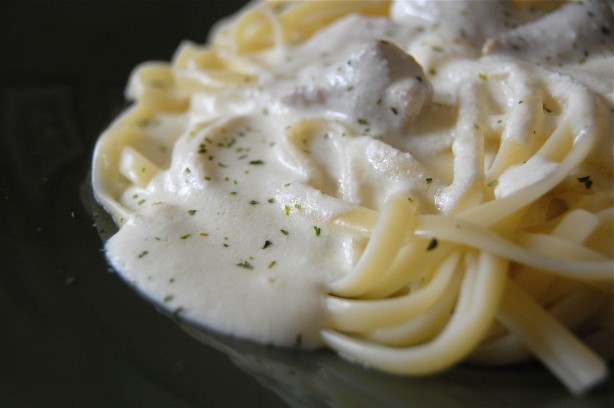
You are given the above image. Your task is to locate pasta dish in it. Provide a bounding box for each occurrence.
[92,0,614,394]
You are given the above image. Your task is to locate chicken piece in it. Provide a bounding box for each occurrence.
[483,0,613,67]
[283,40,432,138]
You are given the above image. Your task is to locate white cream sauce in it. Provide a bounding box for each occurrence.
[98,0,613,348]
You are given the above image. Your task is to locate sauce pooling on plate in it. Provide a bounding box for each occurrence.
[92,0,614,394]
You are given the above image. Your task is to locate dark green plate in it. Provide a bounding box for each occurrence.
[1,1,611,407]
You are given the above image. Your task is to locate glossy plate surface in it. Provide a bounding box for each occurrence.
[1,2,612,407]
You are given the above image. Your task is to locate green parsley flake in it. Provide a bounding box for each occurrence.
[180,234,192,240]
[237,261,254,270]
[313,226,321,236]
[187,210,197,216]
[357,118,369,126]
[577,176,593,189]
[249,160,265,165]
[426,238,438,251]
[284,205,291,216]
[280,229,289,235]
[249,200,259,205]
[138,250,149,259]
[262,240,272,249]
[425,177,433,184]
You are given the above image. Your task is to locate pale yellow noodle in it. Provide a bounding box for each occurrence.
[322,251,508,375]
[497,280,607,395]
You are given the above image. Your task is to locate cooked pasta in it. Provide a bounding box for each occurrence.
[92,0,614,395]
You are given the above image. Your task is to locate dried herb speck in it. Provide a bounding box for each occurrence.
[577,176,593,189]
[237,261,254,270]
[426,238,438,251]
